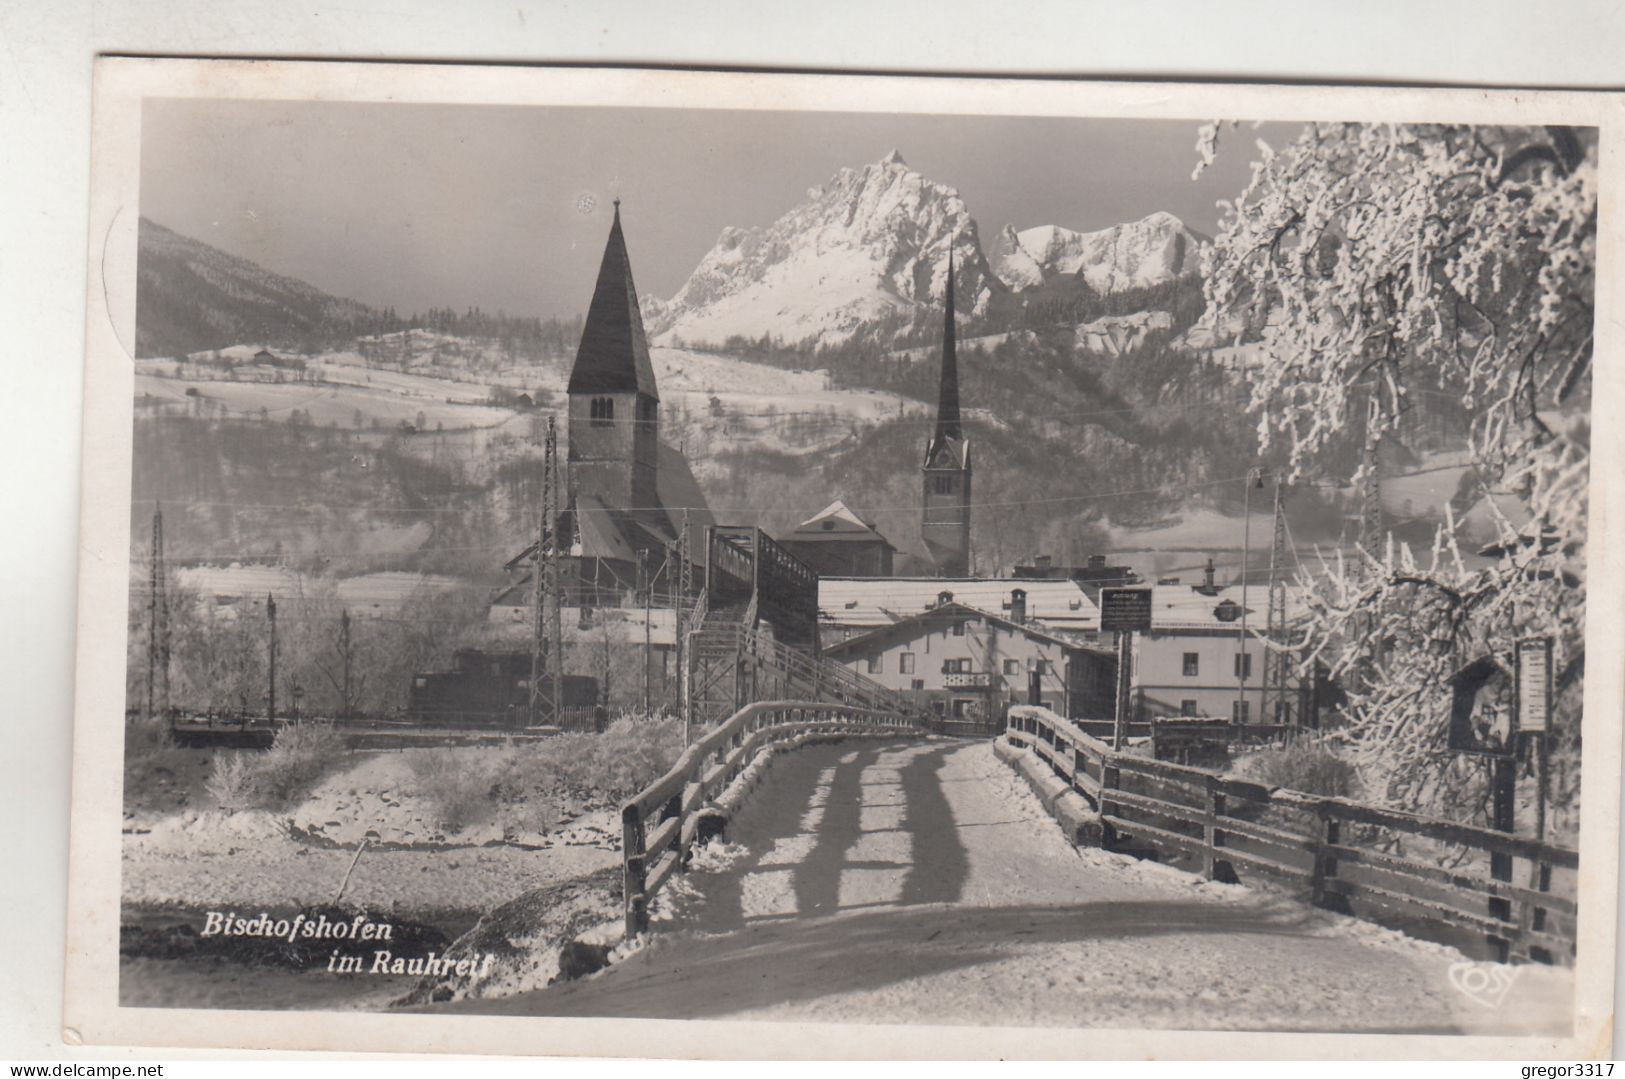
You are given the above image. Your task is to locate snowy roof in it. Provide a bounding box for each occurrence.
[1146,583,1308,632]
[783,499,893,546]
[819,577,1098,632]
[824,600,1109,659]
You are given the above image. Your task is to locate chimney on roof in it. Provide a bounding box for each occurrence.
[1204,557,1216,590]
[1010,588,1027,623]
[937,590,954,607]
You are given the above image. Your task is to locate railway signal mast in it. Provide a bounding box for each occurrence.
[145,503,171,722]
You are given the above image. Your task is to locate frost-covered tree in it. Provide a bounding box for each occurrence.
[1197,123,1594,833]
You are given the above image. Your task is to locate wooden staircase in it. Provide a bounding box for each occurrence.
[683,595,915,730]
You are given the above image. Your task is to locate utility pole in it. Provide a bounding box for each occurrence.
[266,593,277,724]
[546,417,563,724]
[528,458,547,727]
[677,508,693,740]
[146,503,171,722]
[1237,467,1264,723]
[338,608,353,719]
[1262,478,1291,725]
[640,549,653,716]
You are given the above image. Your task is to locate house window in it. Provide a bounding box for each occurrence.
[1234,653,1253,679]
[911,679,925,691]
[590,396,615,426]
[1180,699,1198,717]
[1034,659,1053,676]
[1182,652,1200,677]
[942,658,971,674]
[866,656,881,674]
[899,652,915,674]
[1003,659,1019,676]
[952,621,966,637]
[1232,699,1251,723]
[934,475,955,495]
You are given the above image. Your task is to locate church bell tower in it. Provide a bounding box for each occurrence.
[922,251,972,577]
[566,200,662,521]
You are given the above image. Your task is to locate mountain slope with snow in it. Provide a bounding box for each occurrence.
[645,152,1003,349]
[989,212,1207,294]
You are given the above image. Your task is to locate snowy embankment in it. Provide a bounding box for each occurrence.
[463,740,1572,1033]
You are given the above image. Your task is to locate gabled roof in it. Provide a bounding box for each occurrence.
[824,600,1111,660]
[568,203,660,399]
[783,499,895,547]
[819,577,1098,633]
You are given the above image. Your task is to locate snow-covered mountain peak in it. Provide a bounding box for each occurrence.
[646,154,1002,349]
[989,211,1207,295]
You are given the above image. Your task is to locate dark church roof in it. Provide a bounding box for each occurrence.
[567,202,660,399]
[932,249,962,442]
[925,250,966,465]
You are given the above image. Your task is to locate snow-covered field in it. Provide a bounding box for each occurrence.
[478,740,1572,1033]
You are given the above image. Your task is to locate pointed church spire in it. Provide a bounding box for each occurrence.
[934,250,962,441]
[568,200,660,398]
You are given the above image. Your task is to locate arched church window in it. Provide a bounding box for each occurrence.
[590,397,615,426]
[934,475,956,496]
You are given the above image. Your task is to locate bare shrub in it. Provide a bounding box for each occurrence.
[1236,739,1360,799]
[251,721,346,808]
[205,752,259,812]
[406,749,505,831]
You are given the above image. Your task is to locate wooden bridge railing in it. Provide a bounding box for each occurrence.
[621,700,922,938]
[1004,705,1577,964]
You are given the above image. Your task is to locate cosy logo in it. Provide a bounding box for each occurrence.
[1447,961,1518,1007]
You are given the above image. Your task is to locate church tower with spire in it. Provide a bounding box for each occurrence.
[566,200,663,522]
[922,252,972,577]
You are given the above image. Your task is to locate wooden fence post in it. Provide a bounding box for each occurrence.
[1203,776,1235,883]
[1100,759,1120,849]
[1310,809,1348,913]
[622,803,648,938]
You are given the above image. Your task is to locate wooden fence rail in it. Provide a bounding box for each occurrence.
[621,700,922,937]
[1004,705,1577,964]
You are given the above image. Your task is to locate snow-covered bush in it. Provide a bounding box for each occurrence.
[1237,740,1360,799]
[204,752,258,812]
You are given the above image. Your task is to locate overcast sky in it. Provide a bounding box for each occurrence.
[140,100,1283,321]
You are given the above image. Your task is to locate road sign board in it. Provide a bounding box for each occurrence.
[1516,637,1552,734]
[1099,587,1153,634]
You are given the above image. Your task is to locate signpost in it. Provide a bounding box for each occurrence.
[1100,588,1152,749]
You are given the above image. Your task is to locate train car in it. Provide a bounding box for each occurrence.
[407,648,598,730]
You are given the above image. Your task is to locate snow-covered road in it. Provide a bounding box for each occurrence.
[475,740,1573,1032]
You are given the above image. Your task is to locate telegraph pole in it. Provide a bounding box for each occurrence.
[528,463,547,727]
[338,608,353,719]
[1262,478,1291,725]
[677,508,693,743]
[1237,467,1264,723]
[546,417,563,723]
[640,549,653,716]
[266,593,278,723]
[146,502,171,722]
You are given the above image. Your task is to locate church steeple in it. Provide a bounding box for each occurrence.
[566,201,663,526]
[568,200,660,399]
[921,251,972,578]
[933,249,962,442]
